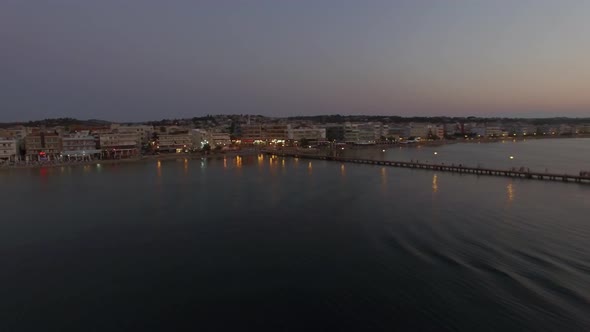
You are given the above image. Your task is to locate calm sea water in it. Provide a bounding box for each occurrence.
[1,139,589,331]
[344,138,590,174]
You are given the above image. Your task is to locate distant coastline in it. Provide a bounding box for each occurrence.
[5,135,589,171]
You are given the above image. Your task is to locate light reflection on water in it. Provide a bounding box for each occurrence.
[432,173,438,193]
[2,147,590,331]
[507,182,514,202]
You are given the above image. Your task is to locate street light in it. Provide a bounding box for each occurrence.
[509,156,514,160]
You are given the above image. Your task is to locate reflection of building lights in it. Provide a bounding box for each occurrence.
[432,174,438,193]
[507,183,514,201]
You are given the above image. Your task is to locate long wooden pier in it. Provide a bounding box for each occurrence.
[266,152,590,184]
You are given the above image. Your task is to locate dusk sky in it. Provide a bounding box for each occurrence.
[1,0,590,122]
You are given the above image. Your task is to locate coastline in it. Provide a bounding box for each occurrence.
[0,149,261,171]
[1,135,588,171]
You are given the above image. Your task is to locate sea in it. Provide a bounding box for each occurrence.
[1,138,589,331]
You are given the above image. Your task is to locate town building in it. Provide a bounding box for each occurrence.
[99,132,141,158]
[157,131,193,153]
[485,126,503,137]
[61,132,101,160]
[471,126,487,137]
[409,123,430,139]
[115,125,154,145]
[209,132,232,146]
[288,127,326,142]
[262,124,290,141]
[25,132,62,161]
[239,124,263,142]
[343,123,375,144]
[325,124,345,142]
[190,129,210,149]
[0,138,18,163]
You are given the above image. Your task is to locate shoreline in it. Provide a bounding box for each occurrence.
[1,136,589,170]
[0,149,261,171]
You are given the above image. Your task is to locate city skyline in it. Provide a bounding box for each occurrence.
[2,0,590,122]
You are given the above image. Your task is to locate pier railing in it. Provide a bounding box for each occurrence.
[264,151,590,184]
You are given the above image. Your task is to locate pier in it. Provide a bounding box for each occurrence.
[266,151,590,184]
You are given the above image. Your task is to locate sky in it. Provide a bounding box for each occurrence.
[1,0,590,122]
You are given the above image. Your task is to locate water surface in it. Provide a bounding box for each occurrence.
[1,140,589,331]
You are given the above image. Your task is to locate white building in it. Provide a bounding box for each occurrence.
[61,132,100,160]
[343,123,375,144]
[0,139,18,163]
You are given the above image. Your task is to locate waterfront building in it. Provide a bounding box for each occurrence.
[0,138,18,163]
[520,125,537,136]
[409,123,430,139]
[343,123,359,143]
[209,132,232,146]
[263,124,290,141]
[115,125,154,145]
[239,124,263,142]
[444,123,459,136]
[372,123,389,140]
[485,126,503,137]
[157,131,193,153]
[343,123,375,144]
[559,124,574,135]
[288,126,326,142]
[238,123,290,143]
[432,125,446,139]
[25,132,62,161]
[325,124,345,142]
[61,132,101,160]
[387,126,409,139]
[190,129,211,149]
[471,126,486,137]
[99,132,141,158]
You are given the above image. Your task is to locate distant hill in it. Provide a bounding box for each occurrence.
[285,115,590,125]
[1,115,589,129]
[0,118,111,128]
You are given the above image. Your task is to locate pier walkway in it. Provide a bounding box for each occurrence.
[266,151,590,184]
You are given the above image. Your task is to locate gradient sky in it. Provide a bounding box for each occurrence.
[1,0,590,121]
